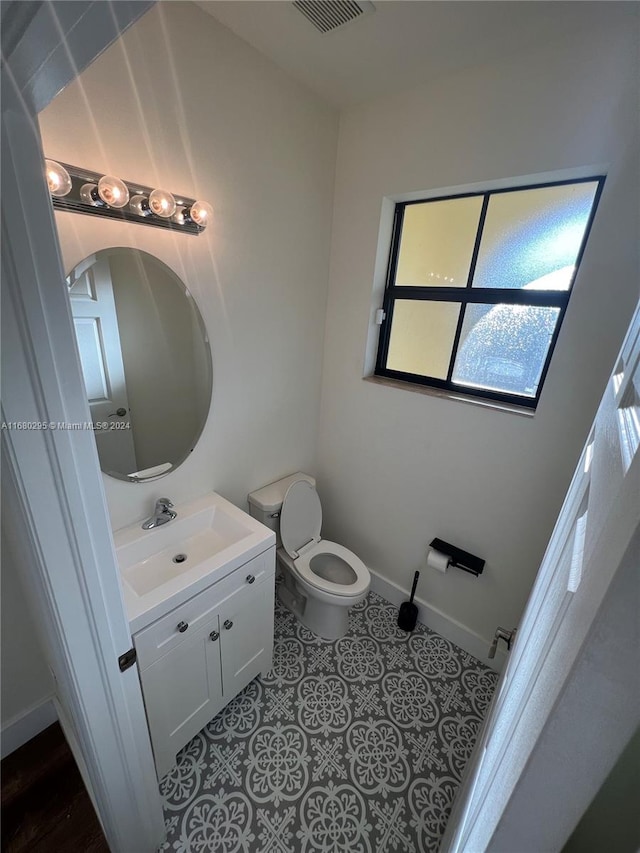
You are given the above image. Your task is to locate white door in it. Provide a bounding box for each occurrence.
[442,304,640,852]
[68,256,138,475]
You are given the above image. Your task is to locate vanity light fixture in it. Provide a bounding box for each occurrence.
[45,160,72,197]
[189,200,214,227]
[148,188,176,218]
[130,194,152,216]
[79,176,129,208]
[79,182,103,206]
[98,174,130,208]
[44,159,212,235]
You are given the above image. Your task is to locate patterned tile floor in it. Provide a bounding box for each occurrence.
[158,590,498,852]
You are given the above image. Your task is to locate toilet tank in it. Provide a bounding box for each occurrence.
[248,472,316,539]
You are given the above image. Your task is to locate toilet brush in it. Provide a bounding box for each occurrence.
[397,570,420,632]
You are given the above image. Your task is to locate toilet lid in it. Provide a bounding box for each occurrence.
[280,479,322,558]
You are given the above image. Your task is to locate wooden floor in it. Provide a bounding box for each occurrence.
[1,723,108,852]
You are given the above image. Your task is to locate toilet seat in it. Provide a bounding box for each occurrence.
[280,479,368,598]
[295,540,369,598]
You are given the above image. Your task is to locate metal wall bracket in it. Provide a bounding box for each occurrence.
[488,626,517,659]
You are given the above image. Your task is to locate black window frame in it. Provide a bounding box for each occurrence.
[374,176,606,410]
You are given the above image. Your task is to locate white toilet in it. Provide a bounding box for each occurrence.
[248,473,370,640]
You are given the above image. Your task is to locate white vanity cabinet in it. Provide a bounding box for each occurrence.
[133,547,275,779]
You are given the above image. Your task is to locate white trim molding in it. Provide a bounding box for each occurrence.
[1,698,58,760]
[369,568,508,672]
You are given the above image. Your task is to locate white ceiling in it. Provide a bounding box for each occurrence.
[194,1,635,109]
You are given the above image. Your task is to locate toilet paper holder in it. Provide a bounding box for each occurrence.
[429,538,485,577]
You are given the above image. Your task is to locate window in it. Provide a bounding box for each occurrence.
[374,177,604,409]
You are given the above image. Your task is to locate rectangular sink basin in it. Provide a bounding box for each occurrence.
[114,492,275,632]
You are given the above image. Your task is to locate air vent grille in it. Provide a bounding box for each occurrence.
[293,0,374,34]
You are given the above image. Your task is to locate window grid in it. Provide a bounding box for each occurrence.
[375,176,605,410]
[445,193,488,383]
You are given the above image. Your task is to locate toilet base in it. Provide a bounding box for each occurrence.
[300,595,350,640]
[277,582,304,619]
[277,560,354,641]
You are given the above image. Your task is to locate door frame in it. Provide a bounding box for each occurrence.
[1,3,163,851]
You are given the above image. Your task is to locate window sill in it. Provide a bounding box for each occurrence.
[363,375,536,418]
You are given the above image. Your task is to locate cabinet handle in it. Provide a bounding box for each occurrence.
[246,574,255,584]
[209,631,219,641]
[223,619,233,630]
[177,621,189,633]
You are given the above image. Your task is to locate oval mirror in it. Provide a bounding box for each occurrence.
[66,248,212,482]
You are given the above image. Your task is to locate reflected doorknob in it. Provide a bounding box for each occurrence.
[223,620,233,630]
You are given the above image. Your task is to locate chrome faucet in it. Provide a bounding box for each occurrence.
[142,497,177,530]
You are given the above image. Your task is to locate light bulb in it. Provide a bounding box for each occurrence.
[45,160,72,197]
[79,183,102,206]
[190,200,213,228]
[98,175,129,208]
[149,189,176,218]
[172,206,189,226]
[130,194,151,216]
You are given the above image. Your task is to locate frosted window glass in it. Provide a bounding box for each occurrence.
[395,196,483,287]
[386,300,460,379]
[452,303,561,397]
[473,182,599,291]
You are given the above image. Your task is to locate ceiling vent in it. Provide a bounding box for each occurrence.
[292,0,375,34]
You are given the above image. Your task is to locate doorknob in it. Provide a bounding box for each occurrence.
[223,620,233,630]
[209,631,219,641]
[109,407,127,417]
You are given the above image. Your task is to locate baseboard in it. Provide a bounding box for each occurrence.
[369,568,507,673]
[1,697,57,759]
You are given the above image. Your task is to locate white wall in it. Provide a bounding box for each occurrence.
[1,526,53,726]
[38,1,338,531]
[1,506,54,751]
[316,19,639,648]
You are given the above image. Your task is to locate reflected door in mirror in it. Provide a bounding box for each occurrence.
[68,256,137,474]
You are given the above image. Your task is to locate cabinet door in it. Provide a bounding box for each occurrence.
[219,580,274,700]
[141,617,223,779]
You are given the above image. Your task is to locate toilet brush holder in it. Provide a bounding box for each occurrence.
[397,570,420,632]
